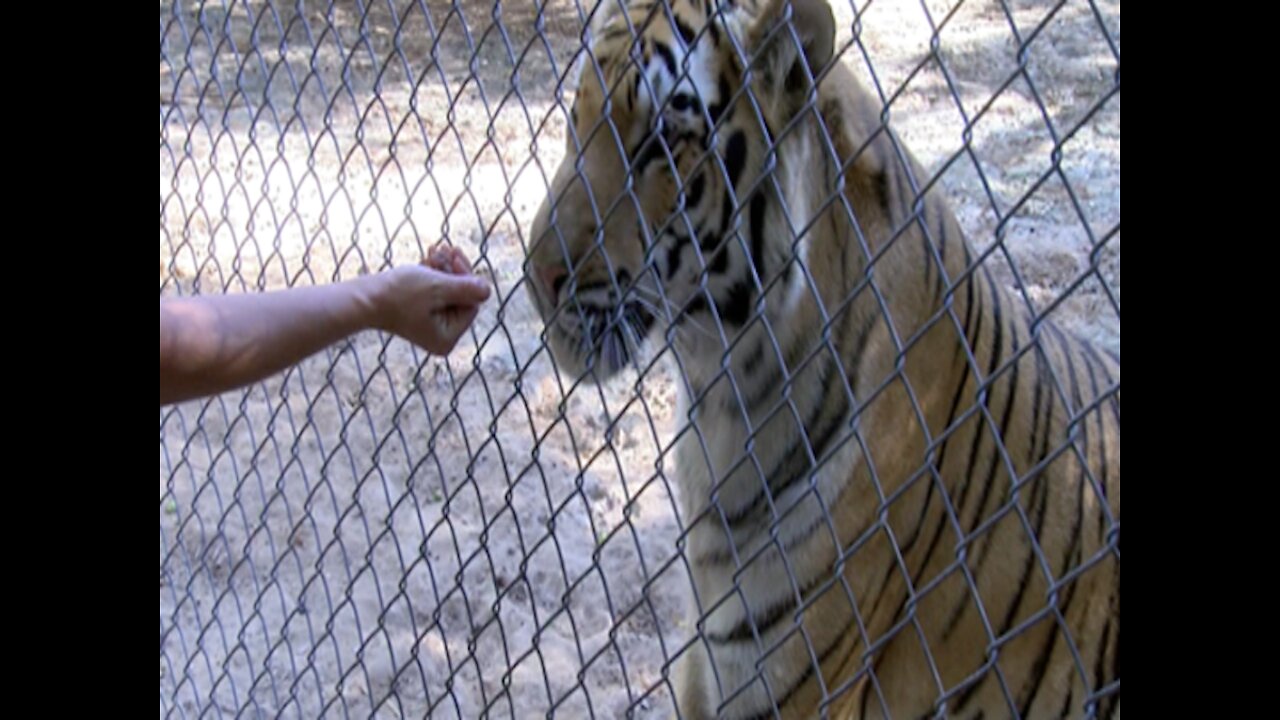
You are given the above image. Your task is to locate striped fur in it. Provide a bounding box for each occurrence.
[525,0,1120,716]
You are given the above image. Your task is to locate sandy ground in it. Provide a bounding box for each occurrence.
[159,0,1118,716]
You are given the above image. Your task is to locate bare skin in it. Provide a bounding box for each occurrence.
[160,244,490,406]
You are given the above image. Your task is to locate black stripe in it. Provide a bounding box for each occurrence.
[706,593,798,644]
[674,16,697,47]
[724,351,835,528]
[1049,324,1082,418]
[676,92,702,116]
[945,268,1003,556]
[739,627,850,720]
[709,238,731,273]
[758,363,845,497]
[687,173,706,206]
[681,293,709,319]
[1092,619,1113,717]
[871,150,894,233]
[929,210,950,307]
[742,363,784,409]
[1050,325,1093,577]
[735,191,775,377]
[1057,673,1076,718]
[724,130,747,189]
[705,561,828,644]
[716,188,737,243]
[1018,628,1057,719]
[1081,342,1117,386]
[954,457,1051,714]
[918,222,935,303]
[943,298,1021,641]
[724,312,873,532]
[1026,335,1049,468]
[742,340,766,375]
[1082,341,1121,450]
[1049,324,1087,585]
[1085,340,1105,415]
[888,151,935,300]
[867,267,988,704]
[884,146,906,228]
[864,266,982,632]
[1080,349,1110,542]
[926,272,992,572]
[668,227,696,245]
[1032,339,1057,470]
[632,133,666,176]
[708,75,731,127]
[954,343,1052,713]
[665,241,684,281]
[960,332,1056,707]
[701,192,731,272]
[1018,576,1081,718]
[654,41,678,77]
[744,321,809,408]
[720,279,753,326]
[1086,343,1121,430]
[1020,329,1086,718]
[634,302,657,336]
[1057,328,1088,587]
[749,189,768,283]
[962,266,1004,501]
[976,312,1023,538]
[910,265,981,545]
[599,26,630,44]
[938,209,950,268]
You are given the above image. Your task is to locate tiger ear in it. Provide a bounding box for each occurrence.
[587,0,630,44]
[744,0,835,95]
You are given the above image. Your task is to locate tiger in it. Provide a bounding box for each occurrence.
[523,0,1120,716]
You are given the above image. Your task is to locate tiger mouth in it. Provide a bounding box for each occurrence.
[555,299,657,379]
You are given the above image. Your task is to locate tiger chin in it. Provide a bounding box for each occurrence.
[525,0,1120,717]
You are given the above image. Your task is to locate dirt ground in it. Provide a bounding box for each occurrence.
[159,0,1118,716]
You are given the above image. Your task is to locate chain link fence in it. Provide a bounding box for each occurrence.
[160,0,1119,716]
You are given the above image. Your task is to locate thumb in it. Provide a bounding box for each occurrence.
[435,273,491,305]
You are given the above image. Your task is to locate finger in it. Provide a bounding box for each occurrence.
[427,240,455,270]
[436,274,491,305]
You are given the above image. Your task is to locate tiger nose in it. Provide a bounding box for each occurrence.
[535,263,568,303]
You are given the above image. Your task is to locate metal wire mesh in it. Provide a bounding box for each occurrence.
[160,0,1119,716]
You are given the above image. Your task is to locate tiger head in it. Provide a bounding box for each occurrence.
[525,0,837,382]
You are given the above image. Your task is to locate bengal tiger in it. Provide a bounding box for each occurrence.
[523,0,1120,716]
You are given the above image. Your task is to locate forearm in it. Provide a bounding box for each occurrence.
[159,276,383,405]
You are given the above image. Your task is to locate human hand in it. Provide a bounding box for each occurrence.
[372,244,490,354]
